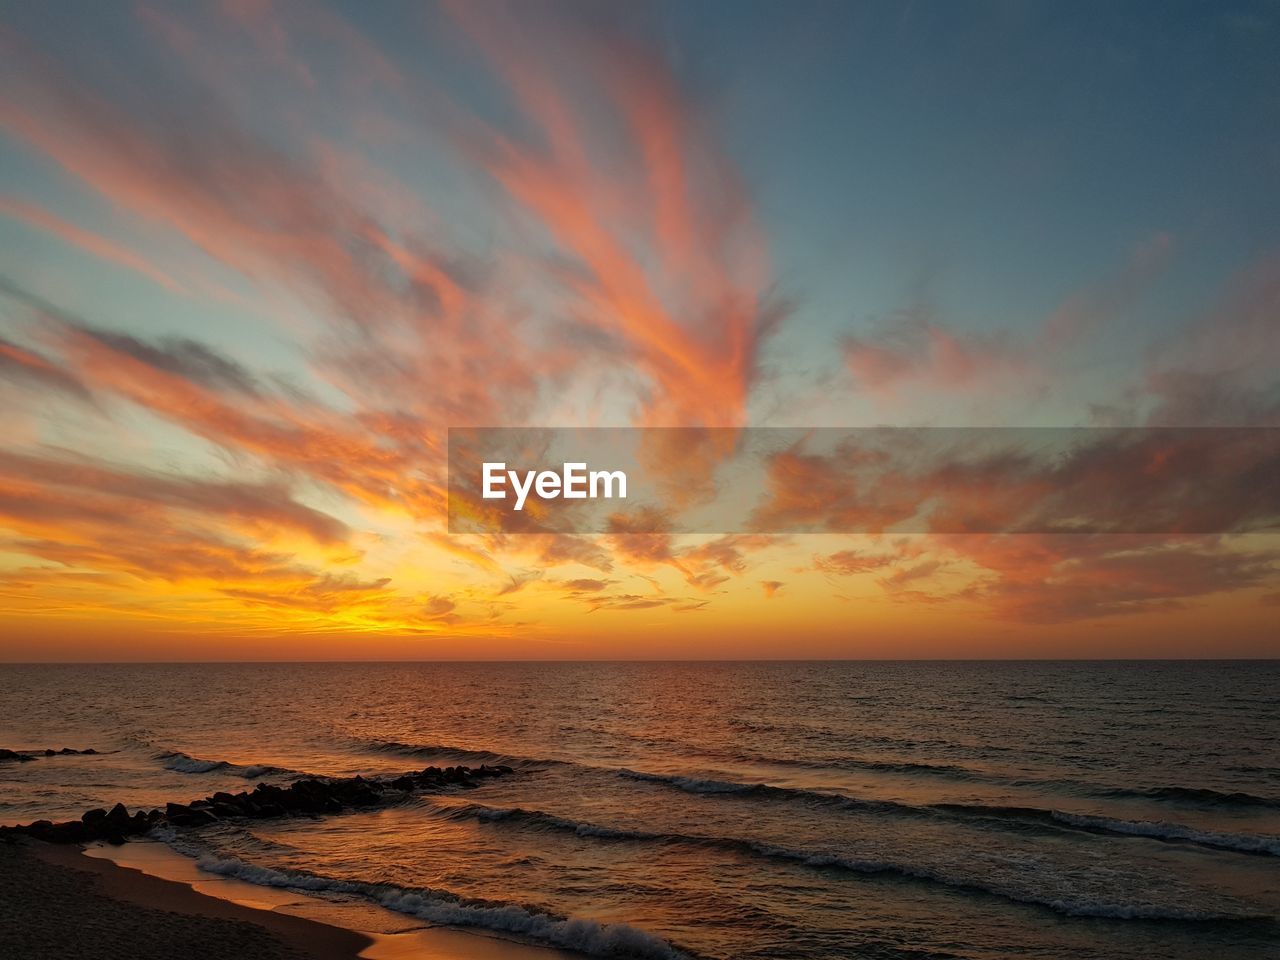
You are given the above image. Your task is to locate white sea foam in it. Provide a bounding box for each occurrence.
[188,852,692,959]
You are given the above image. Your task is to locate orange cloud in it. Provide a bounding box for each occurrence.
[0,196,182,292]
[449,2,783,428]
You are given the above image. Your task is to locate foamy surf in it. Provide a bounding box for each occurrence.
[179,849,694,959]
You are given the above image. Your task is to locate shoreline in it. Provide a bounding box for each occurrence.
[1,839,577,960]
[1,838,369,960]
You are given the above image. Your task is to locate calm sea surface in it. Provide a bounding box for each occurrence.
[1,661,1277,959]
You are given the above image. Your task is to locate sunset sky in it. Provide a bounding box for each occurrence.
[1,1,1277,660]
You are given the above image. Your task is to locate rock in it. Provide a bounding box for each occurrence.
[47,821,87,843]
[7,763,518,841]
[168,807,218,827]
[349,786,380,806]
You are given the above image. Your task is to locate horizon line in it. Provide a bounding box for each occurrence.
[2,657,1277,666]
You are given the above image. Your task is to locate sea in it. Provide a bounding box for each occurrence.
[1,661,1277,960]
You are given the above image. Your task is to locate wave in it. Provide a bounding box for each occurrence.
[623,770,1280,857]
[749,844,1270,923]
[357,736,1280,827]
[428,800,1273,924]
[352,741,1280,854]
[352,738,559,770]
[156,751,295,781]
[1048,811,1280,856]
[178,849,693,959]
[438,801,669,843]
[1099,785,1280,810]
[937,803,1280,856]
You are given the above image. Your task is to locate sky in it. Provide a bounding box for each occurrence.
[0,0,1277,660]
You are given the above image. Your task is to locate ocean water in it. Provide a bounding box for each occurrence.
[1,661,1277,959]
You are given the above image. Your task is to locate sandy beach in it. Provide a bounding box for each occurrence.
[0,839,577,960]
[0,839,369,960]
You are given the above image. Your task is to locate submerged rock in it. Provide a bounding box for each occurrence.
[0,747,99,762]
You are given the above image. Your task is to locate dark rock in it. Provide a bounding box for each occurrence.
[168,807,218,827]
[6,762,518,842]
[48,821,87,843]
[106,803,132,828]
[349,786,380,806]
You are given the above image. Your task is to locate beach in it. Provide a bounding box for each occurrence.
[2,838,580,960]
[0,839,366,960]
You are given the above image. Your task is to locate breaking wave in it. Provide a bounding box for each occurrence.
[352,738,559,770]
[184,850,694,959]
[427,800,1274,924]
[621,770,1280,856]
[155,751,295,781]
